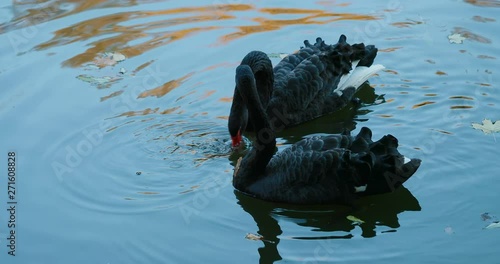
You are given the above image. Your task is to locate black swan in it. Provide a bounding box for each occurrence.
[228,34,385,147]
[232,65,421,205]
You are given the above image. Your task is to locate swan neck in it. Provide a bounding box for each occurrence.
[233,65,276,189]
[241,51,274,109]
[236,66,275,149]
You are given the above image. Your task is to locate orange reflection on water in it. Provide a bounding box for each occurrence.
[218,97,233,103]
[384,69,399,75]
[1,1,382,67]
[379,47,402,52]
[137,191,159,195]
[1,0,131,32]
[431,129,453,135]
[412,101,435,109]
[118,107,160,117]
[219,8,377,44]
[161,106,181,114]
[199,90,216,99]
[316,1,351,8]
[201,62,237,72]
[100,90,124,102]
[449,96,474,100]
[452,27,491,43]
[436,71,447,76]
[115,105,183,117]
[391,19,424,28]
[464,0,500,7]
[176,91,197,102]
[477,55,496,59]
[137,72,194,98]
[472,15,496,22]
[31,4,250,67]
[133,60,156,75]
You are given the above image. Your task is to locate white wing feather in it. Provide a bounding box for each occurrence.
[337,61,385,91]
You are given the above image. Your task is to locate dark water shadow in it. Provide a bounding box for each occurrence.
[235,187,420,263]
[229,82,384,161]
[275,82,383,144]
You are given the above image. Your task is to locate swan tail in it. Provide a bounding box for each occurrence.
[357,44,378,67]
[335,35,384,91]
[349,128,421,195]
[302,37,331,51]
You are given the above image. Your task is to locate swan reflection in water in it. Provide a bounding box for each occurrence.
[234,187,421,263]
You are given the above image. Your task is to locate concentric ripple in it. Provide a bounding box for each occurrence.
[44,114,233,214]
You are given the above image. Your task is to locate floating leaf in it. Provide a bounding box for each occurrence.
[76,74,121,88]
[245,233,275,243]
[481,212,492,221]
[91,52,127,68]
[346,215,365,224]
[484,221,500,229]
[76,75,115,84]
[107,52,126,62]
[448,33,466,44]
[85,64,101,70]
[472,119,500,134]
[92,56,116,68]
[245,233,264,241]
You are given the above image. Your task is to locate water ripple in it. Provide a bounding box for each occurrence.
[44,113,232,214]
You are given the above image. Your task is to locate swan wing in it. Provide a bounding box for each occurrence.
[269,35,381,121]
[256,140,350,204]
[273,37,333,89]
[242,128,422,204]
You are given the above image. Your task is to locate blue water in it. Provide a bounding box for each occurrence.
[0,1,499,263]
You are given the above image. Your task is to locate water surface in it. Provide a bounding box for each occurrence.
[0,0,499,263]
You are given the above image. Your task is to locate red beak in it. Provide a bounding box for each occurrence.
[231,130,242,147]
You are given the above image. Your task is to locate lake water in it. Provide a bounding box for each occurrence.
[0,0,499,263]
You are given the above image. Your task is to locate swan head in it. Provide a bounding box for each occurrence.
[229,51,274,148]
[228,65,256,148]
[230,129,243,148]
[228,107,247,147]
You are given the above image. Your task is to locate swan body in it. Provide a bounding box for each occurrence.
[229,34,385,147]
[232,65,421,205]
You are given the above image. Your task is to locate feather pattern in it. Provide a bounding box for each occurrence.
[229,35,384,145]
[232,65,421,205]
